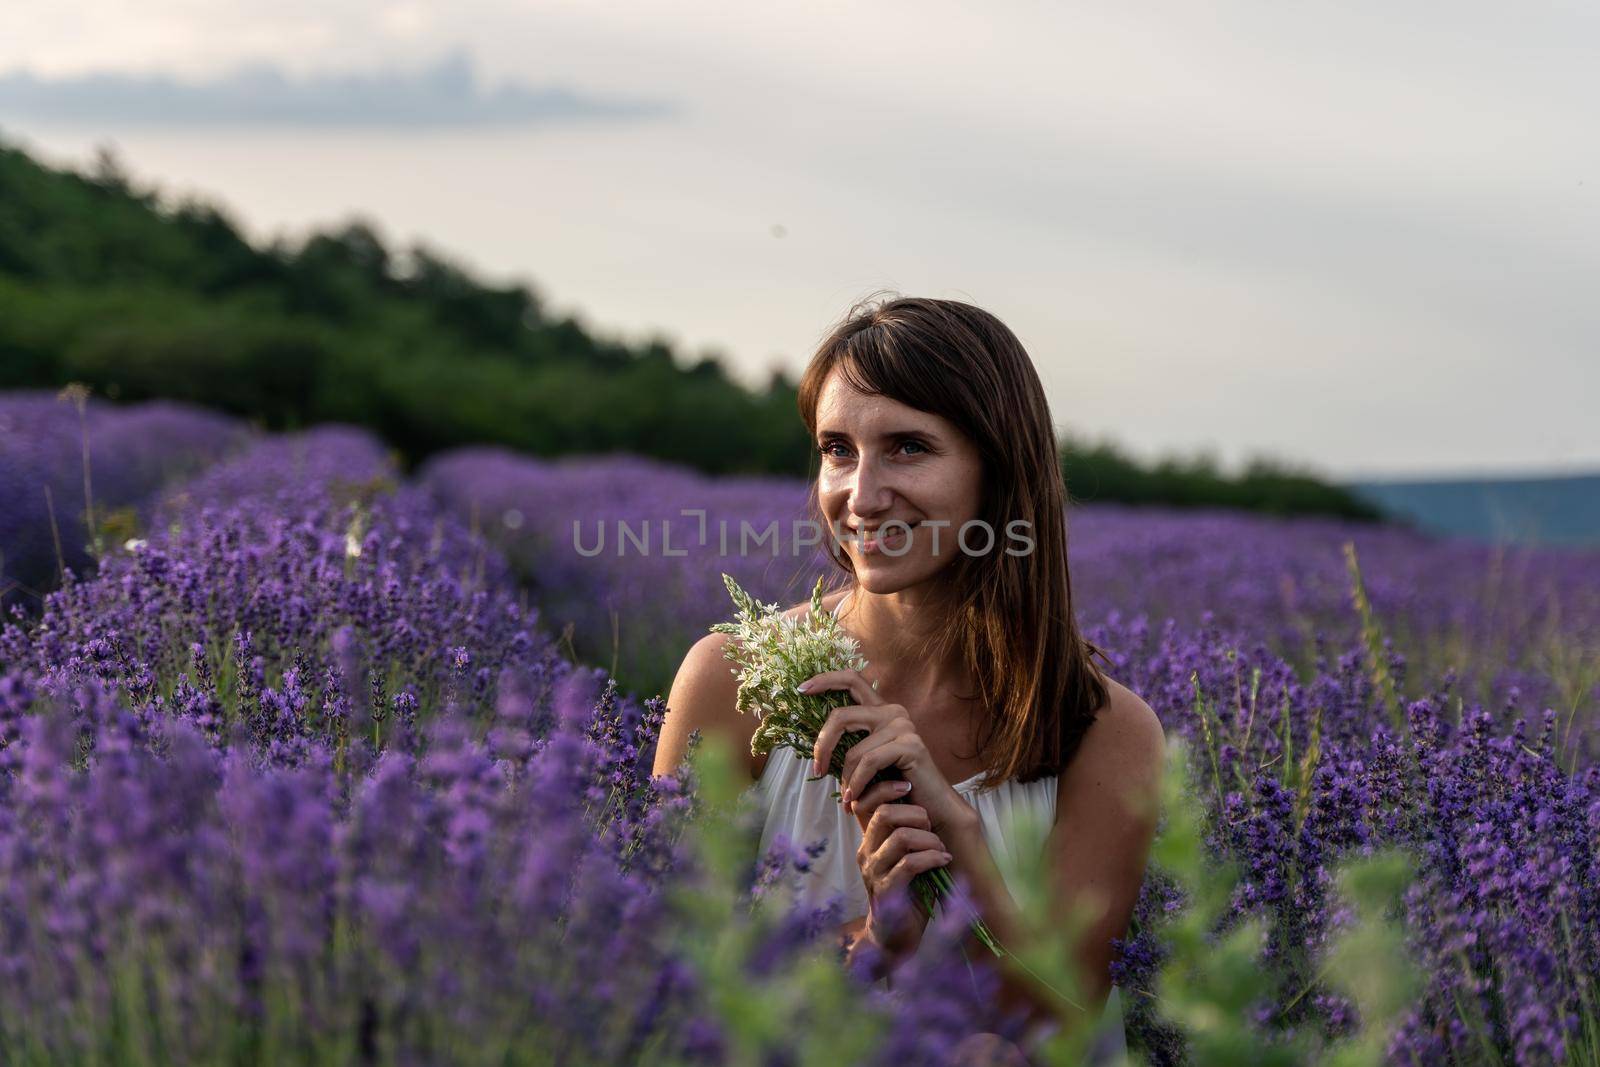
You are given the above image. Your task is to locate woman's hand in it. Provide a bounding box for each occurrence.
[850,782,950,956]
[800,668,980,838]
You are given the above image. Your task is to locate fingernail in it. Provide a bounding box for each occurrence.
[841,788,853,804]
[940,852,953,862]
[796,681,811,693]
[891,781,912,795]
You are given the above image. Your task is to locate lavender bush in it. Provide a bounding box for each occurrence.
[417,447,826,691]
[0,387,250,613]
[1088,597,1600,1066]
[1068,503,1600,728]
[0,425,693,1062]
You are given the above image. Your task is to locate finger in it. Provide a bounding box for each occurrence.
[851,780,915,831]
[867,827,947,879]
[879,848,953,894]
[861,800,929,851]
[843,737,916,804]
[839,720,910,796]
[797,669,883,707]
[811,703,893,776]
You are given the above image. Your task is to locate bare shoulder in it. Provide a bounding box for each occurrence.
[655,589,849,781]
[1097,677,1166,764]
[655,630,758,780]
[1056,676,1167,812]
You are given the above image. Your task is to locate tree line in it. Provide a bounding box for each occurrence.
[0,133,1380,521]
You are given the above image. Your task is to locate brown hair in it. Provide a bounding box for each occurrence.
[797,293,1111,786]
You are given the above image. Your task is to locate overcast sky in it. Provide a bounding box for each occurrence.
[2,1,1596,481]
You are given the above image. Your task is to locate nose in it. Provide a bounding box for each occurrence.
[847,455,896,520]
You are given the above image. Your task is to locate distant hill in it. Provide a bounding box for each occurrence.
[1344,472,1600,548]
[0,131,1387,522]
[1060,431,1384,523]
[0,131,811,476]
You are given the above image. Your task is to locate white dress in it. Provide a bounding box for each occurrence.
[747,591,1128,1059]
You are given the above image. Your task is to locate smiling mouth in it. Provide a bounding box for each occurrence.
[856,527,909,553]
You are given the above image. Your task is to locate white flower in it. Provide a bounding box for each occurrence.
[709,573,869,758]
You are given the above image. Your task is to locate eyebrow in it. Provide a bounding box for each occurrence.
[816,427,940,444]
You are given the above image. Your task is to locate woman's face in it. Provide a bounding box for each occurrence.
[813,367,984,592]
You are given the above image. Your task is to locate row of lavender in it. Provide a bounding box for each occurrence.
[3,392,1600,1063]
[0,388,249,612]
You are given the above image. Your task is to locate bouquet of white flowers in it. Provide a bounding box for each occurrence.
[711,573,1000,954]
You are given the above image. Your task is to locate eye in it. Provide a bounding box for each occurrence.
[817,438,929,459]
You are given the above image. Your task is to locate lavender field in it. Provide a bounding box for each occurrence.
[2,391,1599,1065]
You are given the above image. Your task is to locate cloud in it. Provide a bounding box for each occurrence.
[0,49,677,128]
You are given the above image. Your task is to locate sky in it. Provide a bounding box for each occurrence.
[1,1,1596,482]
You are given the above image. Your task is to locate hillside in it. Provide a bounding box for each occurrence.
[0,132,1383,521]
[0,133,811,475]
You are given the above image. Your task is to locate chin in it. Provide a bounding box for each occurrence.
[850,554,951,595]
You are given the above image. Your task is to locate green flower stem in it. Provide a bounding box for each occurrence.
[803,729,1005,958]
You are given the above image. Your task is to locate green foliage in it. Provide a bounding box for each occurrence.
[1108,741,1422,1067]
[4,132,1382,511]
[0,134,813,477]
[1343,541,1405,732]
[1060,430,1384,523]
[1320,852,1425,1067]
[673,732,1424,1066]
[671,734,888,1067]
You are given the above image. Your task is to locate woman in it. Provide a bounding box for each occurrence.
[653,295,1165,1060]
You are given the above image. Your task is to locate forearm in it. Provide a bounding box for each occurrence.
[942,815,1027,947]
[942,820,1111,1031]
